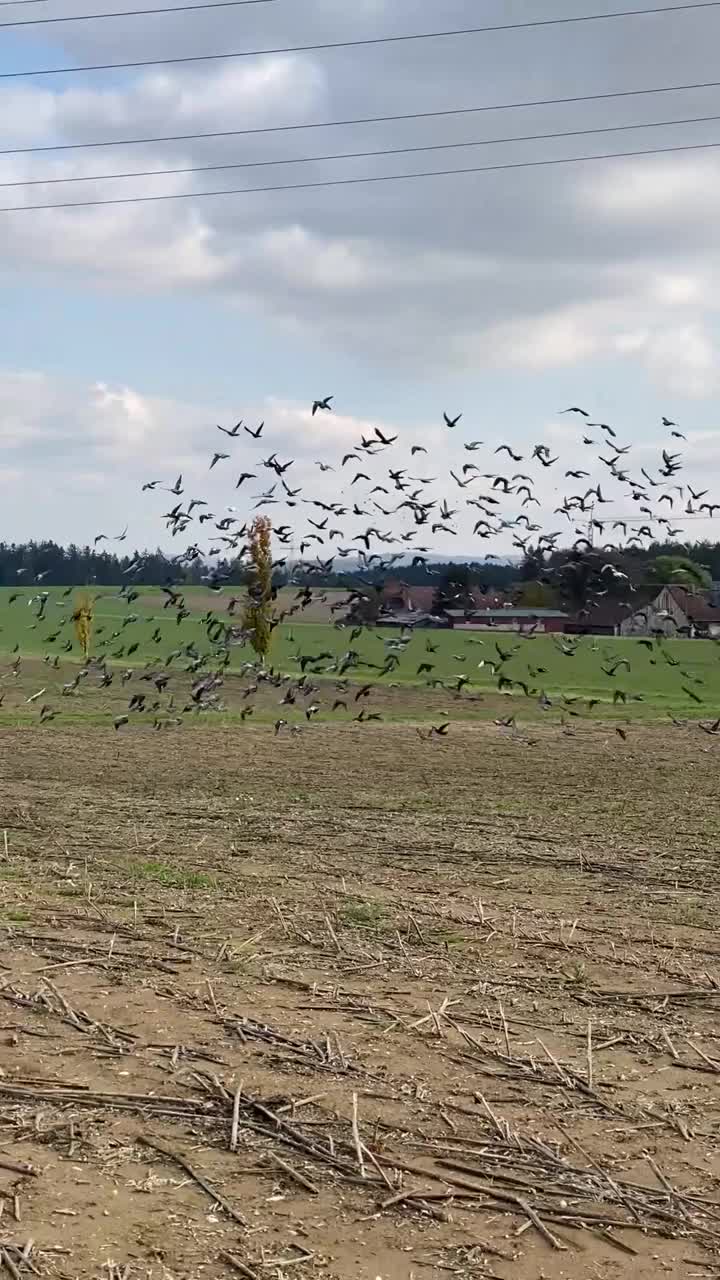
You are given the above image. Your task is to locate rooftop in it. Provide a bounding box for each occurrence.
[666,585,720,623]
[448,607,568,619]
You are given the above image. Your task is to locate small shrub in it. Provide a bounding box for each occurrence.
[339,899,385,929]
[135,861,215,891]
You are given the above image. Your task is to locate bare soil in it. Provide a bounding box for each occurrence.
[0,721,719,1279]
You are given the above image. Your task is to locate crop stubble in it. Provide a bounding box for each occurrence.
[0,721,718,1278]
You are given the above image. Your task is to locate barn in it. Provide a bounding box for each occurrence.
[620,585,720,638]
[450,607,568,633]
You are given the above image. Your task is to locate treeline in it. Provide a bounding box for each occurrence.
[522,540,720,584]
[292,559,519,590]
[641,539,720,580]
[0,541,214,586]
[1,539,718,594]
[0,543,522,590]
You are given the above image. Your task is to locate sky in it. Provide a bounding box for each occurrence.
[3,0,720,554]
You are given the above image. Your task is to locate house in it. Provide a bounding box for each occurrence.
[380,610,450,629]
[470,587,511,610]
[620,585,720,638]
[566,599,643,637]
[380,580,437,615]
[568,585,720,637]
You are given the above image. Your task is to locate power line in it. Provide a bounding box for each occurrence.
[2,3,719,80]
[5,112,720,190]
[5,76,720,159]
[604,513,720,520]
[3,135,720,213]
[0,0,278,23]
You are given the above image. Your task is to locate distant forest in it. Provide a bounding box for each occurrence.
[0,540,521,589]
[0,538,719,591]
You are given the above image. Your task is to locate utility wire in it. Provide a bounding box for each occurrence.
[599,506,717,512]
[1,0,717,26]
[3,136,720,213]
[5,112,720,189]
[4,76,720,158]
[0,0,279,22]
[2,3,719,80]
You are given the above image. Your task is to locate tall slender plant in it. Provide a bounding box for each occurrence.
[72,591,94,661]
[242,516,274,662]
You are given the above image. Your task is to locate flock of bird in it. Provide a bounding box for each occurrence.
[3,394,720,740]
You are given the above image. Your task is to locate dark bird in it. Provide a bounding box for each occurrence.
[443,411,462,428]
[244,421,264,439]
[662,416,676,427]
[142,480,161,490]
[495,445,523,461]
[375,427,397,445]
[210,452,229,469]
[560,406,589,416]
[235,473,256,488]
[683,685,703,703]
[312,396,333,415]
[217,420,243,436]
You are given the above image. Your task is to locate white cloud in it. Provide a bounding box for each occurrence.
[577,156,720,225]
[638,325,718,398]
[4,0,720,399]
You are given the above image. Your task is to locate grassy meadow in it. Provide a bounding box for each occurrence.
[0,584,718,721]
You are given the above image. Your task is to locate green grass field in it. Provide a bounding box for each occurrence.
[0,585,718,719]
